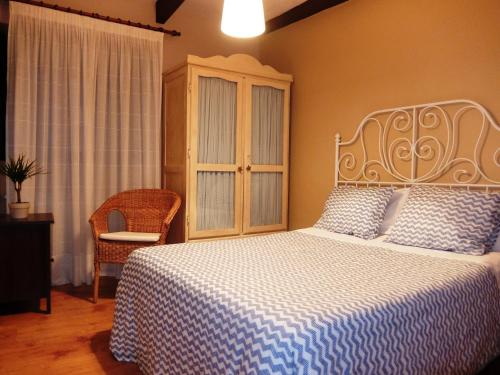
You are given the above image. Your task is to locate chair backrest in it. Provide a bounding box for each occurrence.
[96,189,181,233]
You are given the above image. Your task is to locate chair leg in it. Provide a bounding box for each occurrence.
[93,262,100,304]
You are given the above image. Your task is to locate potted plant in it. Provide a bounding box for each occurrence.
[0,154,46,219]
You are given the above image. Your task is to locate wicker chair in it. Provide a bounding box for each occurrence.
[89,189,181,303]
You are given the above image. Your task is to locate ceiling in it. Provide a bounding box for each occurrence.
[263,0,308,20]
[160,0,309,26]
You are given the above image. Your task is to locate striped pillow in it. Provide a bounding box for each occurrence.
[387,186,500,255]
[315,186,394,239]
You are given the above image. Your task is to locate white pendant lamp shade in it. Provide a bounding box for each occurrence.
[221,0,265,38]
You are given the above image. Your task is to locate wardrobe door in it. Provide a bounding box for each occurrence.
[243,79,289,234]
[188,68,244,239]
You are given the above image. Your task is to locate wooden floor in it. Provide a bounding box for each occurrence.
[0,278,141,375]
[0,278,499,375]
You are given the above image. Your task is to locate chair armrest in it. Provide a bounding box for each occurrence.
[158,222,171,244]
[89,211,109,242]
[158,197,181,244]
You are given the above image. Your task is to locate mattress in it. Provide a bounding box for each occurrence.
[110,229,500,374]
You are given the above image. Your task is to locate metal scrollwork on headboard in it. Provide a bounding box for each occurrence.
[335,100,500,190]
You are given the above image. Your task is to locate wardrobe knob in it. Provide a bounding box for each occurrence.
[237,166,243,173]
[246,165,252,171]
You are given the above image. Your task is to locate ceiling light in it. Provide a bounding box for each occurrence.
[221,0,265,38]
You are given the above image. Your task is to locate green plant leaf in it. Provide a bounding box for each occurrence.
[0,154,47,202]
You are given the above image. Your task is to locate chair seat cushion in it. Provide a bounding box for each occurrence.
[99,231,161,242]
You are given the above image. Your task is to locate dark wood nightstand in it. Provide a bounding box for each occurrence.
[0,213,54,314]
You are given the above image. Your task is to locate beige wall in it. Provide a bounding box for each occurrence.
[0,0,260,70]
[259,0,500,230]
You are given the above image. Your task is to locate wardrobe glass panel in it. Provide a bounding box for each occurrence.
[250,172,282,226]
[251,85,284,165]
[197,171,235,230]
[198,77,237,164]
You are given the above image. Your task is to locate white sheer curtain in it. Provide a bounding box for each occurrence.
[6,2,163,285]
[251,85,284,165]
[198,77,236,164]
[196,77,236,230]
[250,85,284,226]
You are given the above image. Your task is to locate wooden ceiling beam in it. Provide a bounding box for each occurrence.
[266,0,348,33]
[156,0,184,24]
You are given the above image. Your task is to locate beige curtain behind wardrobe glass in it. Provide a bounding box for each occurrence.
[251,85,284,226]
[6,2,163,285]
[196,77,237,230]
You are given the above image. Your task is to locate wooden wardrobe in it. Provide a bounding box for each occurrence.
[162,54,292,243]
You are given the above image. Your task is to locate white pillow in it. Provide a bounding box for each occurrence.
[378,188,410,235]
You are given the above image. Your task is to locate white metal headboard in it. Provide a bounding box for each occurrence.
[335,99,500,191]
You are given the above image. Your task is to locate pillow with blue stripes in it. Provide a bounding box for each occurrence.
[387,186,500,255]
[314,186,395,240]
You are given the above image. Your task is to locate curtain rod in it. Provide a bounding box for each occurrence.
[11,0,181,36]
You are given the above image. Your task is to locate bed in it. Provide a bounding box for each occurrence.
[110,100,500,374]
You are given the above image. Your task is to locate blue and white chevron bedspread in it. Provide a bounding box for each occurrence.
[110,231,500,375]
